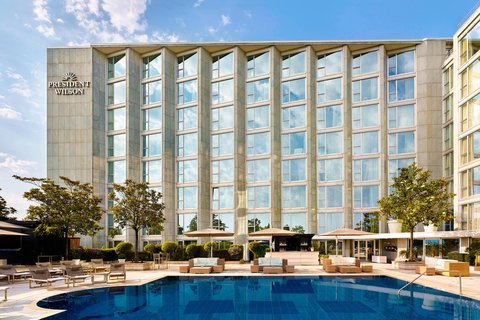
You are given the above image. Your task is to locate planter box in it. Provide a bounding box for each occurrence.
[388,220,402,233]
[395,261,424,270]
[124,262,153,271]
[423,225,438,232]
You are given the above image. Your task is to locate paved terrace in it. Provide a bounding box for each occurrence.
[0,262,479,320]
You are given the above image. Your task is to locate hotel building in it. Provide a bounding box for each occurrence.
[47,10,480,255]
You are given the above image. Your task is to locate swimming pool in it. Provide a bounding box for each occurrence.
[38,276,480,319]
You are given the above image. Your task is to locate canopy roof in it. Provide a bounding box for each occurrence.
[0,229,28,236]
[184,228,234,237]
[319,228,373,237]
[249,228,297,237]
[0,221,29,230]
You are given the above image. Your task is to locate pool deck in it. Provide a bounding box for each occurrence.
[1,262,479,319]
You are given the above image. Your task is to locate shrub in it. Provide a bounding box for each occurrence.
[228,244,243,260]
[212,249,230,260]
[115,242,134,255]
[137,251,150,262]
[144,244,156,258]
[203,241,216,255]
[154,244,163,253]
[186,243,202,258]
[248,241,268,259]
[84,248,102,261]
[101,248,118,262]
[171,245,187,261]
[70,247,85,259]
[447,251,470,263]
[161,241,177,257]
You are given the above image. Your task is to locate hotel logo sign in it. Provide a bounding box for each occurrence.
[48,72,91,95]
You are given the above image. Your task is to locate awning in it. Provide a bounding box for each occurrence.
[312,230,480,241]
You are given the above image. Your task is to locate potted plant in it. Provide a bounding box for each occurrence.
[466,242,480,271]
[318,254,329,265]
[423,221,438,233]
[387,219,403,233]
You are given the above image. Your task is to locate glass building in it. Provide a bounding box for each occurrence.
[45,34,479,251]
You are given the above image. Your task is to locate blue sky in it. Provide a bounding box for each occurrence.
[0,0,478,218]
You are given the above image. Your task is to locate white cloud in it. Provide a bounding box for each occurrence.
[5,69,32,98]
[0,106,22,120]
[221,14,231,26]
[33,0,51,23]
[5,69,23,81]
[208,26,217,34]
[36,24,56,38]
[151,31,180,42]
[102,0,147,34]
[0,153,36,174]
[193,0,204,8]
[56,18,64,23]
[0,95,5,100]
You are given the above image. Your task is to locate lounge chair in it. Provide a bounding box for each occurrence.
[29,268,66,289]
[108,263,126,282]
[91,259,108,273]
[0,265,31,284]
[65,265,93,287]
[179,258,225,274]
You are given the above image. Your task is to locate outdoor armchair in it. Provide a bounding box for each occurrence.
[91,259,108,273]
[29,268,66,289]
[0,265,30,284]
[108,263,126,282]
[65,265,93,287]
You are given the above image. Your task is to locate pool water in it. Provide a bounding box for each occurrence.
[38,276,480,320]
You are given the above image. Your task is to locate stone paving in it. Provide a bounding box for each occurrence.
[1,262,479,320]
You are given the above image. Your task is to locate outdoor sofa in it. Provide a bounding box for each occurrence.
[250,258,294,274]
[322,256,363,273]
[179,258,225,274]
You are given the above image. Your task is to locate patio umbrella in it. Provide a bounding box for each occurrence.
[0,221,29,230]
[318,228,373,256]
[249,228,297,258]
[0,229,28,236]
[184,228,234,257]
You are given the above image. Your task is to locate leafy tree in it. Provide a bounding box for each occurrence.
[378,163,454,261]
[212,214,227,231]
[108,180,165,261]
[291,225,305,234]
[14,175,104,258]
[0,188,16,219]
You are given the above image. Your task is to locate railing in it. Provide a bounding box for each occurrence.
[397,271,427,295]
[398,270,462,296]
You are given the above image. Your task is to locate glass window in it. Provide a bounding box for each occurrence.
[107,134,126,157]
[143,80,162,105]
[177,186,197,210]
[143,133,162,157]
[247,159,270,183]
[177,53,198,78]
[247,78,270,104]
[388,77,415,102]
[317,105,342,129]
[389,158,414,181]
[107,160,126,184]
[352,51,378,76]
[443,123,453,150]
[212,79,234,105]
[212,132,234,157]
[282,213,307,233]
[282,132,306,155]
[352,77,378,102]
[460,131,480,164]
[212,186,234,210]
[443,66,453,95]
[282,158,306,182]
[107,81,126,105]
[353,158,379,182]
[282,52,305,77]
[317,212,343,234]
[177,133,197,157]
[247,186,270,209]
[247,105,269,130]
[108,107,126,131]
[143,160,162,183]
[444,152,453,178]
[282,78,306,103]
[212,105,234,131]
[353,185,379,208]
[282,105,306,129]
[248,212,271,233]
[318,158,343,181]
[388,51,414,76]
[212,52,233,79]
[461,58,480,99]
[460,93,480,132]
[354,212,379,232]
[389,131,415,154]
[352,104,378,129]
[247,52,270,78]
[443,95,453,123]
[318,185,343,208]
[317,51,342,77]
[177,79,197,105]
[177,106,197,131]
[317,131,343,155]
[108,54,126,79]
[178,159,197,183]
[212,213,234,232]
[143,53,161,79]
[178,213,197,235]
[459,21,480,65]
[388,104,415,128]
[247,132,270,156]
[143,107,162,131]
[317,78,342,103]
[353,131,378,155]
[212,159,234,183]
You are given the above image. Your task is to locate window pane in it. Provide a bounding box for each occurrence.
[282,52,305,77]
[282,132,306,155]
[247,132,270,156]
[282,105,306,129]
[247,186,270,208]
[212,159,234,183]
[108,54,126,79]
[247,105,269,130]
[108,81,126,105]
[352,104,378,129]
[282,213,306,233]
[317,78,342,103]
[247,52,270,78]
[212,105,234,131]
[177,187,197,209]
[177,106,197,131]
[108,134,126,157]
[282,78,305,103]
[143,53,161,78]
[177,79,198,105]
[143,107,162,131]
[212,79,234,105]
[108,107,126,131]
[282,158,306,182]
[317,51,342,77]
[212,132,234,157]
[143,133,162,157]
[178,159,197,183]
[352,51,378,76]
[247,79,270,104]
[178,53,198,78]
[317,131,343,155]
[143,160,162,183]
[248,213,271,233]
[247,159,270,182]
[212,52,233,78]
[318,158,342,181]
[317,105,342,129]
[177,133,197,157]
[282,185,307,208]
[143,80,162,105]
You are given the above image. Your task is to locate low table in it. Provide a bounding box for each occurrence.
[338,266,362,273]
[361,265,373,273]
[92,272,109,284]
[190,267,212,274]
[263,267,283,274]
[250,265,260,273]
[324,265,337,273]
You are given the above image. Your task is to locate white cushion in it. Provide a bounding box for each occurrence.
[330,256,356,265]
[425,257,457,269]
[193,258,217,267]
[258,257,283,267]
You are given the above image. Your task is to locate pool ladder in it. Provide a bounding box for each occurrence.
[397,270,462,296]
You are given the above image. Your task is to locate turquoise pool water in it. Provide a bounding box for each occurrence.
[38,276,480,319]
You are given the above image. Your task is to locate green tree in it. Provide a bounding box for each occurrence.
[291,225,305,234]
[0,188,16,219]
[378,163,454,261]
[14,175,104,258]
[108,179,165,261]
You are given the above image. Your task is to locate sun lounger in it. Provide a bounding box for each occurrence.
[0,265,30,284]
[108,263,126,282]
[91,259,108,273]
[65,265,93,287]
[29,268,66,289]
[0,286,9,301]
